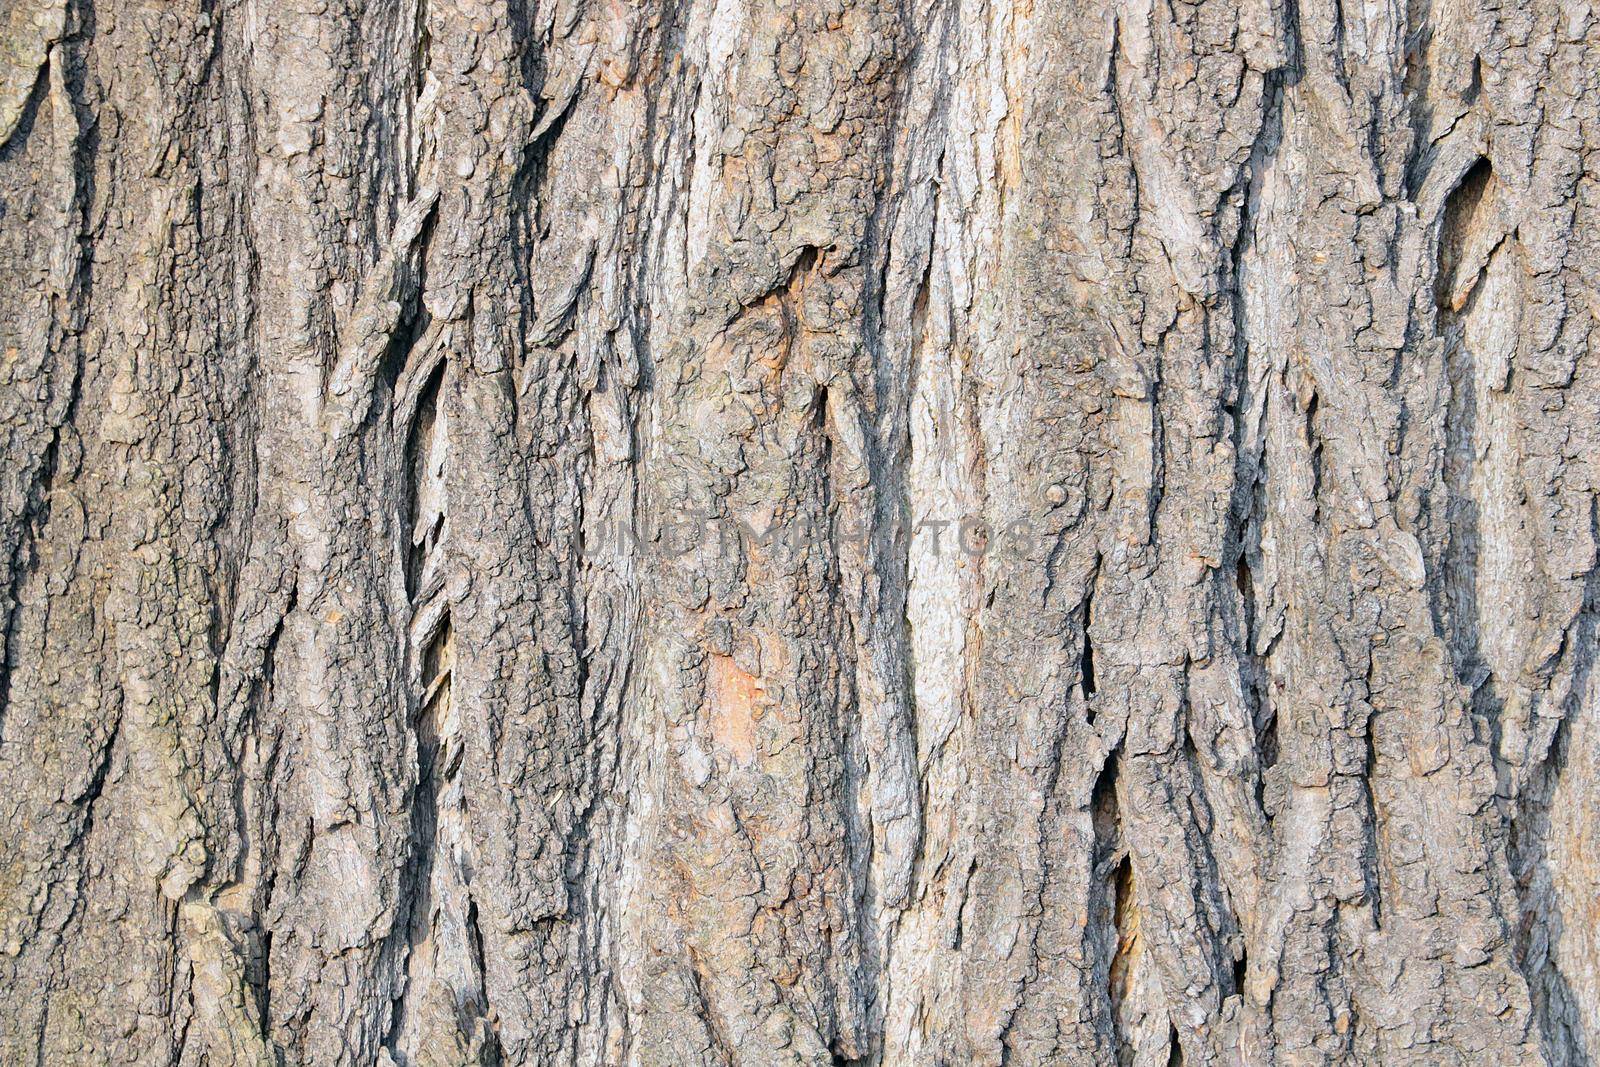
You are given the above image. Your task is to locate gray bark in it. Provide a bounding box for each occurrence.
[1,0,1597,1063]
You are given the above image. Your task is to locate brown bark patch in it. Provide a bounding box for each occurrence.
[706,653,763,764]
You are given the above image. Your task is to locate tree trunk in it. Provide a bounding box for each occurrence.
[1,0,1597,1063]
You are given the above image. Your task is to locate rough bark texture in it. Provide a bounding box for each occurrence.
[1,0,1598,1063]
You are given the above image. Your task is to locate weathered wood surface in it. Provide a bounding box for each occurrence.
[1,0,1597,1062]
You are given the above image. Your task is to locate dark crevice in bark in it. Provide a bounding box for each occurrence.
[508,53,583,367]
[403,358,447,600]
[390,281,455,1056]
[790,242,820,287]
[1434,157,1493,682]
[1071,553,1103,729]
[234,579,294,1033]
[517,87,580,244]
[1368,727,1385,929]
[0,29,92,739]
[950,856,977,952]
[464,896,498,1057]
[1090,753,1132,1061]
[1258,705,1279,775]
[0,34,53,161]
[1224,51,1282,836]
[1434,157,1523,816]
[1303,388,1323,521]
[0,420,64,741]
[67,695,121,838]
[861,0,951,361]
[1233,547,1276,789]
[829,1042,867,1067]
[1513,704,1589,1066]
[1512,499,1599,1066]
[1404,55,1485,205]
[421,615,453,700]
[408,0,432,179]
[249,927,273,1034]
[684,952,737,1067]
[884,154,939,856]
[1435,158,1493,308]
[331,206,438,445]
[1079,589,1097,699]
[388,611,455,1060]
[1181,721,1249,1000]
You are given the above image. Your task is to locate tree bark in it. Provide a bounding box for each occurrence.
[1,0,1597,1063]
